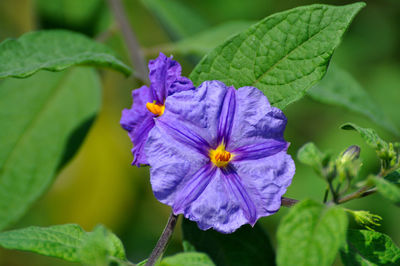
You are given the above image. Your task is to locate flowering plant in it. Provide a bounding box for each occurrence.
[0,1,399,266]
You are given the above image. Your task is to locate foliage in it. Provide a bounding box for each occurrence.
[0,1,400,266]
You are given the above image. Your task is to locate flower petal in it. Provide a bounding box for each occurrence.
[120,85,155,166]
[145,124,209,206]
[232,139,288,161]
[232,151,295,214]
[229,86,288,150]
[129,116,154,166]
[162,80,231,148]
[221,167,257,225]
[148,53,194,103]
[217,86,236,146]
[157,118,210,156]
[173,163,216,213]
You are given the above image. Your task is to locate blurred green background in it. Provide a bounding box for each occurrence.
[0,0,399,265]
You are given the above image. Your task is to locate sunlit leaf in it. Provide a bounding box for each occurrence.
[369,176,400,206]
[190,3,365,109]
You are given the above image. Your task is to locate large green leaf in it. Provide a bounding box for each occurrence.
[308,65,399,136]
[277,199,348,266]
[182,219,275,266]
[160,252,215,266]
[0,224,127,265]
[0,67,101,230]
[190,3,365,110]
[0,30,131,79]
[140,0,208,39]
[341,229,400,266]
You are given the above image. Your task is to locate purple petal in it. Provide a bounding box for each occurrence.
[120,85,153,131]
[129,116,155,166]
[229,86,288,150]
[148,53,194,103]
[162,80,231,148]
[232,139,288,161]
[221,167,257,225]
[179,169,250,233]
[157,119,210,156]
[217,86,236,146]
[232,151,295,214]
[145,124,209,206]
[173,164,216,213]
[120,85,155,166]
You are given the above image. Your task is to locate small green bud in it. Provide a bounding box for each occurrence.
[349,210,382,231]
[341,145,361,163]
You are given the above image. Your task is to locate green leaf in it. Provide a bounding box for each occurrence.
[0,224,126,265]
[341,229,400,266]
[0,30,131,79]
[369,176,400,206]
[182,219,275,266]
[158,21,256,56]
[0,67,100,230]
[160,252,215,266]
[341,123,388,150]
[385,170,400,184]
[297,142,325,172]
[140,0,208,39]
[190,3,365,110]
[308,65,399,136]
[277,199,348,266]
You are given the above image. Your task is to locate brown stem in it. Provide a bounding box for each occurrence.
[337,186,376,204]
[107,0,149,83]
[281,197,299,207]
[146,212,178,266]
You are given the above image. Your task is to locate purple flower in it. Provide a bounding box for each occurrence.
[120,53,194,166]
[145,81,295,233]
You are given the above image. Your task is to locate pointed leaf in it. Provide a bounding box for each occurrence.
[0,30,131,79]
[277,199,348,266]
[0,67,100,230]
[190,3,365,109]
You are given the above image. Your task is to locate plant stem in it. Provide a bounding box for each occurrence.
[336,186,377,204]
[146,212,178,266]
[281,197,299,207]
[107,0,149,83]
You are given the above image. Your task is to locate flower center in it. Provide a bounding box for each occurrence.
[146,101,165,116]
[209,143,232,168]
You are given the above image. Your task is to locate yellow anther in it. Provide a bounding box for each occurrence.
[209,143,232,168]
[146,101,165,116]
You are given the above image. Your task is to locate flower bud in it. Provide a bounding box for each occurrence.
[341,145,361,163]
[350,210,382,231]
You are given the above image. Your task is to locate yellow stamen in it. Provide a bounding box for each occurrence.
[146,101,165,116]
[209,143,232,168]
